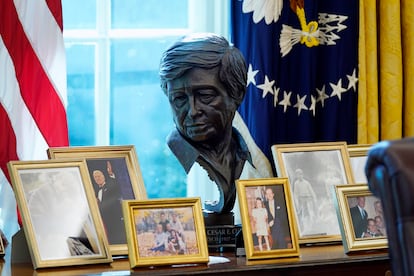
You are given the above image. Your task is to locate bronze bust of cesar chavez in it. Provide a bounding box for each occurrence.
[159,33,261,217]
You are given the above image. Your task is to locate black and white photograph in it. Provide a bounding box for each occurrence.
[272,142,354,243]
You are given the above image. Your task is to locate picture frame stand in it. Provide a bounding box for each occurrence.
[11,229,31,264]
[203,211,241,253]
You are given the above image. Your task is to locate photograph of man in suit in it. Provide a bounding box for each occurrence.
[264,186,291,249]
[93,167,124,244]
[349,196,368,238]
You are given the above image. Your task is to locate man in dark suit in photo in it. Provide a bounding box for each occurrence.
[264,186,291,249]
[349,196,368,238]
[93,168,124,244]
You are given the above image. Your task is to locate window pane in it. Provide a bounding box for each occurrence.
[62,0,96,29]
[66,43,96,145]
[111,0,189,29]
[110,38,187,198]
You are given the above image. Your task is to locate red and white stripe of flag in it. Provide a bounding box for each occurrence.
[0,0,68,231]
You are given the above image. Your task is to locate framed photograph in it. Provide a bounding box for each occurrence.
[236,178,300,260]
[334,184,388,253]
[271,142,355,244]
[47,145,147,255]
[0,232,4,257]
[347,144,371,184]
[7,159,112,269]
[122,197,209,268]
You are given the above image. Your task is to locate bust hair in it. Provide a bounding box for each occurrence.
[159,33,247,106]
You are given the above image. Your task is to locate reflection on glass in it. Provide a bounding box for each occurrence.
[350,156,368,183]
[19,168,101,260]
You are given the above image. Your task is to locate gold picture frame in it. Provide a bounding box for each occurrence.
[334,184,388,253]
[122,197,209,268]
[347,144,371,184]
[236,178,300,260]
[47,145,147,255]
[0,232,4,257]
[7,159,112,269]
[271,141,355,244]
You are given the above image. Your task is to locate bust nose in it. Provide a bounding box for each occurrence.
[188,96,201,117]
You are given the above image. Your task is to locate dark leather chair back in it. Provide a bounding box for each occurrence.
[365,137,414,276]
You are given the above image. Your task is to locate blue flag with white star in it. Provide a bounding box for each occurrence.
[231,0,358,162]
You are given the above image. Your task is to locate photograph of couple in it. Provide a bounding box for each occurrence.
[244,185,292,251]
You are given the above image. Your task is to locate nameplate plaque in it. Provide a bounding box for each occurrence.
[205,224,241,253]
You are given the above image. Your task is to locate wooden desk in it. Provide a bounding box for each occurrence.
[1,245,390,276]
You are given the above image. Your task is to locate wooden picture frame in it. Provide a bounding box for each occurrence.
[7,159,112,269]
[271,142,355,244]
[334,184,388,253]
[122,197,209,268]
[47,145,147,255]
[347,144,371,184]
[236,178,300,260]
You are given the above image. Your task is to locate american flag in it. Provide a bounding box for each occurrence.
[0,0,68,240]
[231,0,359,162]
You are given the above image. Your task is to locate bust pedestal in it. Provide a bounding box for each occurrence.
[203,211,241,253]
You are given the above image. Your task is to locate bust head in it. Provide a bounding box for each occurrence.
[159,33,249,216]
[159,33,247,145]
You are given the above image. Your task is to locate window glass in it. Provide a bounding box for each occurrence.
[111,0,188,29]
[62,0,96,29]
[66,43,96,146]
[63,0,228,200]
[109,38,187,198]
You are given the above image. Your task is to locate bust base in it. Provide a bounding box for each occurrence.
[203,211,241,253]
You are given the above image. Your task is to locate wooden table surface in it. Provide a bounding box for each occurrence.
[1,244,390,276]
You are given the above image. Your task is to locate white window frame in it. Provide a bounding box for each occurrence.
[63,0,230,203]
[63,0,229,146]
